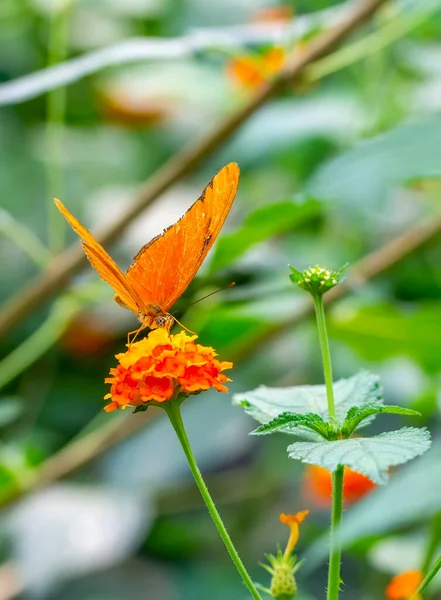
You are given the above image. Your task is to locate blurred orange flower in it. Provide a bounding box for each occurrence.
[61,315,114,357]
[98,83,174,127]
[104,329,232,412]
[304,465,376,507]
[385,570,423,600]
[280,510,309,557]
[226,47,286,89]
[250,5,293,23]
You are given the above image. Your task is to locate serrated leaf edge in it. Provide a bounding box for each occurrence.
[287,427,431,485]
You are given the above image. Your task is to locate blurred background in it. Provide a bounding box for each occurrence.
[1,0,441,598]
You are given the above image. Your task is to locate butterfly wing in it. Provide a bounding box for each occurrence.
[54,198,145,314]
[124,162,240,311]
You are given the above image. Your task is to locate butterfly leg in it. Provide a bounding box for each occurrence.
[127,322,148,346]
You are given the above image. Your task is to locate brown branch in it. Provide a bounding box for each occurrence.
[0,213,439,510]
[0,0,387,339]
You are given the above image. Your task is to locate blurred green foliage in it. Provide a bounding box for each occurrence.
[1,0,441,598]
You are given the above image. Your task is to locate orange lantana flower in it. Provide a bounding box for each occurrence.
[304,465,376,507]
[386,570,423,600]
[104,329,232,412]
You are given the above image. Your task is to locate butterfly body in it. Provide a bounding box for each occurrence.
[55,162,240,332]
[113,294,173,331]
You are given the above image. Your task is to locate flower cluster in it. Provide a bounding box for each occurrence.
[104,329,233,412]
[386,570,423,600]
[289,264,347,296]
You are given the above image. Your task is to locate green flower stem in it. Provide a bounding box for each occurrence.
[313,294,336,419]
[312,294,343,600]
[164,400,262,600]
[327,465,344,600]
[414,554,441,599]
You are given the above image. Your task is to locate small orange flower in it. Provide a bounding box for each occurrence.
[226,47,286,89]
[98,83,174,127]
[280,510,309,558]
[250,5,293,24]
[104,329,232,412]
[386,570,423,600]
[304,465,376,507]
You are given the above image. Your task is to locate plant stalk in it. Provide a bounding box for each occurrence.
[312,293,343,600]
[327,465,344,600]
[413,554,441,599]
[313,294,336,418]
[164,400,262,600]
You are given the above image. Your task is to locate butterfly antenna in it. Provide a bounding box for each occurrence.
[171,282,235,315]
[172,316,197,336]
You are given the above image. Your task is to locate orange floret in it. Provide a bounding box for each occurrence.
[280,510,309,558]
[386,570,423,600]
[104,329,232,412]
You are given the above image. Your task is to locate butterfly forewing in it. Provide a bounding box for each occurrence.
[124,162,240,311]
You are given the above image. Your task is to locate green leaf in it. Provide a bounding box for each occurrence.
[133,405,148,413]
[287,427,431,485]
[252,412,332,440]
[308,118,441,212]
[209,198,320,273]
[233,371,382,434]
[342,403,421,437]
[288,266,303,284]
[303,441,441,572]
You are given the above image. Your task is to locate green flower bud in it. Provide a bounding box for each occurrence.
[270,558,297,598]
[259,550,303,599]
[289,264,347,297]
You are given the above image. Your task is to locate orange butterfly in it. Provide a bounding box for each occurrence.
[55,162,240,335]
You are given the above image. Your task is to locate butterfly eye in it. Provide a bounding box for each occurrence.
[155,314,173,329]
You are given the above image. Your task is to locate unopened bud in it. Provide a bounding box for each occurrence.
[289,264,348,297]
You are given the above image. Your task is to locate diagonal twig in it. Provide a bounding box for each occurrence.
[0,0,387,339]
[0,213,439,510]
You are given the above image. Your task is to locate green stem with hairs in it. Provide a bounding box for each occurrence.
[164,400,261,600]
[313,294,336,419]
[327,465,344,600]
[312,293,343,600]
